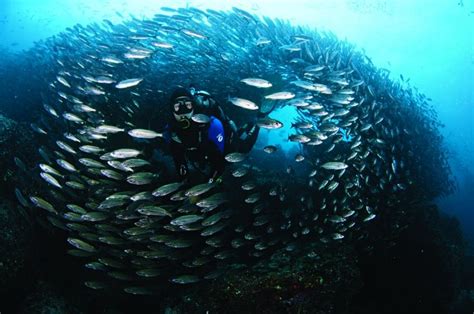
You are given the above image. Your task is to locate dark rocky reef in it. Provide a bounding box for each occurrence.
[0,113,38,199]
[18,282,83,314]
[351,205,467,314]
[0,200,34,296]
[170,244,362,314]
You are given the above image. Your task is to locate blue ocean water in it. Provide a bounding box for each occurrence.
[2,0,472,248]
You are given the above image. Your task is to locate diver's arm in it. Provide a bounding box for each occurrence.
[214,102,228,122]
[212,99,238,133]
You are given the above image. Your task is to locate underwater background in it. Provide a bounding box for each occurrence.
[0,0,473,313]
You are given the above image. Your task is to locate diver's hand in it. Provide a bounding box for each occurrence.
[208,175,223,184]
[229,120,238,133]
[208,170,218,184]
[179,164,187,177]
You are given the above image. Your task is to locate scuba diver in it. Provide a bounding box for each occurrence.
[164,86,268,183]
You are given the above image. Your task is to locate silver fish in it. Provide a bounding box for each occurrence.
[228,97,258,110]
[56,159,77,172]
[126,172,157,185]
[264,91,295,100]
[40,172,62,189]
[224,152,246,163]
[128,129,163,139]
[256,117,283,129]
[110,148,142,159]
[191,114,211,124]
[240,78,272,88]
[115,78,143,89]
[153,182,183,197]
[94,125,125,134]
[321,162,348,170]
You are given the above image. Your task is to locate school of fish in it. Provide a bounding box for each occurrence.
[12,7,453,295]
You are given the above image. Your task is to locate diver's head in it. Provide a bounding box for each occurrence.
[194,90,211,108]
[189,84,196,96]
[170,87,194,125]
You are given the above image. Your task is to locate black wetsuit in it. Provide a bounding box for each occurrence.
[166,117,225,181]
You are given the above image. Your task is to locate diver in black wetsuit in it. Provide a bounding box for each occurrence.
[164,87,263,183]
